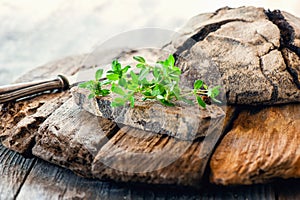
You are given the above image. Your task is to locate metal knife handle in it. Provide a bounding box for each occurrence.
[0,75,69,104]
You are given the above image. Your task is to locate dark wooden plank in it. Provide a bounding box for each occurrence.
[204,184,275,200]
[16,158,277,200]
[17,159,110,200]
[0,144,36,200]
[274,179,300,200]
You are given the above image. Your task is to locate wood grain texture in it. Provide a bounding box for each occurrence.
[92,126,218,188]
[16,158,278,200]
[0,51,295,199]
[0,92,71,155]
[0,144,36,200]
[210,104,300,185]
[73,87,226,141]
[0,55,86,155]
[32,98,118,177]
[17,159,112,200]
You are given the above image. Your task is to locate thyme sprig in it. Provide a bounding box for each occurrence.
[79,55,221,108]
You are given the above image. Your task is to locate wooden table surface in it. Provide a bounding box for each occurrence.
[0,143,299,200]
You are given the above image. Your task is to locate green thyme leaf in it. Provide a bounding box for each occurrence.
[122,65,131,73]
[111,84,126,95]
[207,86,220,98]
[167,54,175,66]
[118,78,127,87]
[88,93,95,99]
[153,67,160,78]
[133,56,145,63]
[194,80,203,90]
[78,80,92,89]
[111,97,125,107]
[159,99,175,106]
[81,54,221,109]
[95,69,104,80]
[106,74,119,81]
[138,68,149,81]
[136,63,145,68]
[130,71,138,84]
[129,95,135,107]
[181,97,194,105]
[100,89,110,96]
[112,60,121,71]
[101,79,112,85]
[156,95,164,100]
[196,96,206,108]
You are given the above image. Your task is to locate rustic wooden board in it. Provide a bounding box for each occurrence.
[210,104,300,185]
[32,98,119,177]
[0,55,87,155]
[16,158,278,200]
[0,92,71,155]
[92,126,207,187]
[30,102,231,188]
[73,86,226,141]
[17,159,110,200]
[90,106,236,187]
[0,145,298,200]
[0,144,36,200]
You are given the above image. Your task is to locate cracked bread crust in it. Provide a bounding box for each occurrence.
[166,6,300,105]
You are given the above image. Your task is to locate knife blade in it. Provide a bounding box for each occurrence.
[0,67,104,104]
